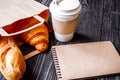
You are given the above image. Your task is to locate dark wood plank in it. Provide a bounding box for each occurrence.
[0,0,120,80]
[87,0,103,12]
[101,12,120,53]
[103,0,118,12]
[75,10,103,43]
[35,0,52,7]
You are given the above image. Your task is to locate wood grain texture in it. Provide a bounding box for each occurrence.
[0,0,120,80]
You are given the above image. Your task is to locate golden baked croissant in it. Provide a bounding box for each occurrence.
[0,37,26,80]
[2,10,49,52]
[19,23,49,52]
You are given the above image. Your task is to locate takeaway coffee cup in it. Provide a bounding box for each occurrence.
[49,0,82,42]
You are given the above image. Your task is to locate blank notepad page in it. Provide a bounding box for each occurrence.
[52,41,120,80]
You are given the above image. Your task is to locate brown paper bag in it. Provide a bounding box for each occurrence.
[0,0,49,36]
[0,0,49,59]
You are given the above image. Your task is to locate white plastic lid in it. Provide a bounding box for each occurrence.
[49,0,82,21]
[58,0,80,11]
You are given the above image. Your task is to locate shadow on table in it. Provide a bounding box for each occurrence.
[71,33,95,43]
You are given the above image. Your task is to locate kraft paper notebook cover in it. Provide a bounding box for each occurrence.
[51,41,120,80]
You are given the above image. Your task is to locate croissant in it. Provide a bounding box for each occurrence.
[19,23,49,52]
[0,37,26,80]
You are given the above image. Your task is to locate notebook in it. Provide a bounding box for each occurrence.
[51,41,120,80]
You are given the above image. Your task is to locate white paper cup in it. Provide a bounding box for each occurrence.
[49,0,82,42]
[54,32,74,42]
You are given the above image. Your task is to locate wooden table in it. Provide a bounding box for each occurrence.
[0,0,120,80]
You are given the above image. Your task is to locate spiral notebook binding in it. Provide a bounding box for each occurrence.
[52,47,62,79]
